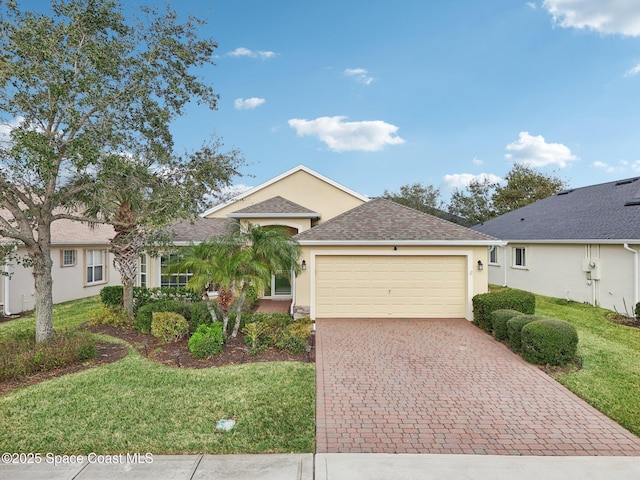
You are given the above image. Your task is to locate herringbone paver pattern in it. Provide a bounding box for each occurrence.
[315,318,640,455]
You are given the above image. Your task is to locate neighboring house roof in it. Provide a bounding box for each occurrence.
[0,210,115,246]
[201,165,370,217]
[294,198,499,244]
[473,176,640,241]
[168,217,234,244]
[228,196,321,219]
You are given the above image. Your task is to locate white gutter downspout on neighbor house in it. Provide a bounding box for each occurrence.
[2,263,10,316]
[624,243,639,307]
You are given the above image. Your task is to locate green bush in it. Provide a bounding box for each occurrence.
[189,302,213,333]
[150,312,189,343]
[89,305,133,329]
[100,286,123,308]
[472,288,536,334]
[491,309,524,342]
[521,319,578,366]
[276,322,311,354]
[0,330,96,382]
[242,322,270,350]
[636,302,640,319]
[507,315,541,352]
[188,323,224,358]
[135,300,192,333]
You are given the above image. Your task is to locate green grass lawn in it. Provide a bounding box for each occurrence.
[0,297,315,454]
[536,295,640,437]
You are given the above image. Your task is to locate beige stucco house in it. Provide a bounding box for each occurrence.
[147,165,500,321]
[473,176,640,314]
[0,220,121,316]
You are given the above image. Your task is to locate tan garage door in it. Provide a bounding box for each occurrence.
[315,255,466,318]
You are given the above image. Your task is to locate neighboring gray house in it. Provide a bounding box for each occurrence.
[473,176,640,314]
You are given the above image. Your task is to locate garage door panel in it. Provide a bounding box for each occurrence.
[315,255,466,318]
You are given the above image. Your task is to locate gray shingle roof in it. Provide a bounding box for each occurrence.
[294,198,497,242]
[472,176,640,240]
[167,218,235,243]
[228,196,320,218]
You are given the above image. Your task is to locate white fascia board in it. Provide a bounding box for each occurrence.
[200,164,370,217]
[497,239,640,245]
[298,240,506,247]
[228,212,321,219]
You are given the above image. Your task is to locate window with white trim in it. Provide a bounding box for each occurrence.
[139,254,147,287]
[61,249,76,267]
[489,246,498,265]
[86,249,106,284]
[513,247,527,268]
[160,253,192,288]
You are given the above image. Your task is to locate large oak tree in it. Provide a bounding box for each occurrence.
[0,0,239,342]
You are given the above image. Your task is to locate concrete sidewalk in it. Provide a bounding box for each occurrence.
[2,454,640,479]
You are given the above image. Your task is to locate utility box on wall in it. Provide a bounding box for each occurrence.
[582,259,602,280]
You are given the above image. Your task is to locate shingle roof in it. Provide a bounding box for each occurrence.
[228,196,320,218]
[294,198,497,243]
[167,217,235,243]
[472,176,640,240]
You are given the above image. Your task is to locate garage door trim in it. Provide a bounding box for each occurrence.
[309,249,474,320]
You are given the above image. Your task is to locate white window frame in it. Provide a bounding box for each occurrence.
[160,253,192,288]
[513,246,527,269]
[86,249,107,285]
[61,249,77,267]
[138,254,147,287]
[489,246,498,265]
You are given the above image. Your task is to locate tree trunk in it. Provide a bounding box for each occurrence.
[122,277,135,319]
[231,282,248,337]
[110,227,143,319]
[32,241,54,343]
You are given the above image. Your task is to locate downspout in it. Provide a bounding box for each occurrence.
[2,263,10,316]
[623,243,639,307]
[503,245,508,287]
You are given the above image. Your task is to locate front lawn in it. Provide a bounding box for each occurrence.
[536,295,640,437]
[0,297,316,454]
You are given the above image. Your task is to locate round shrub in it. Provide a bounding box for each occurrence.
[521,319,578,366]
[188,323,224,358]
[492,309,524,342]
[507,315,541,353]
[89,305,133,329]
[100,286,124,308]
[135,300,192,333]
[150,312,189,343]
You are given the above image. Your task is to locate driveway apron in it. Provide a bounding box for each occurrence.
[315,318,640,455]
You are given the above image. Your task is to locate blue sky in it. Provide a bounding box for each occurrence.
[20,1,640,200]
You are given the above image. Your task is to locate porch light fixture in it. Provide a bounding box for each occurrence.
[477,260,484,271]
[301,260,307,270]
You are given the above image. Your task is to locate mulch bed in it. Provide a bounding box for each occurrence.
[0,323,315,396]
[607,313,640,329]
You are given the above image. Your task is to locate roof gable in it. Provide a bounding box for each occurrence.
[228,196,320,219]
[201,165,369,219]
[473,176,640,241]
[294,198,497,244]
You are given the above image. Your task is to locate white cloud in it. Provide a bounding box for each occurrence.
[505,131,578,168]
[344,68,374,85]
[0,116,25,143]
[527,2,537,10]
[543,0,640,36]
[625,64,640,76]
[234,97,266,110]
[472,156,484,166]
[443,173,503,189]
[227,47,277,60]
[593,159,640,173]
[288,116,405,152]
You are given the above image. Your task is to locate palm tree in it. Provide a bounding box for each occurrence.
[177,223,302,337]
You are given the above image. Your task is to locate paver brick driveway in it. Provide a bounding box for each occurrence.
[315,318,640,455]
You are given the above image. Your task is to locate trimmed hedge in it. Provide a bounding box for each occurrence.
[100,285,201,315]
[150,312,189,343]
[136,300,192,334]
[189,302,213,333]
[507,315,541,353]
[521,319,578,366]
[491,309,524,342]
[472,288,536,334]
[636,302,640,319]
[100,286,123,308]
